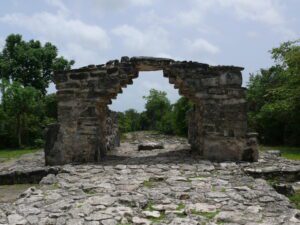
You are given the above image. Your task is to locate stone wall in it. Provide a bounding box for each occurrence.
[105,110,120,151]
[45,56,258,165]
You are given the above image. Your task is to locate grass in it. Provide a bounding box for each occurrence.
[143,180,156,188]
[176,203,186,211]
[0,148,40,161]
[191,210,219,219]
[260,145,300,160]
[149,213,166,223]
[289,190,300,209]
[144,201,155,211]
[266,177,280,186]
[143,201,166,223]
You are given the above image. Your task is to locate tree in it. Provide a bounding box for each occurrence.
[118,109,141,132]
[0,34,74,95]
[143,89,172,130]
[157,111,174,134]
[1,82,43,147]
[44,93,58,120]
[247,39,300,145]
[172,97,193,136]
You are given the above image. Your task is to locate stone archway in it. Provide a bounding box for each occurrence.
[45,56,258,165]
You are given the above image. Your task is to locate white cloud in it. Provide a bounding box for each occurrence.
[137,10,174,26]
[178,0,285,27]
[128,0,153,6]
[184,38,220,55]
[216,0,284,26]
[177,0,295,38]
[0,37,5,50]
[87,0,153,11]
[0,12,110,66]
[177,1,214,26]
[45,0,69,14]
[112,24,170,54]
[246,31,260,39]
[216,0,298,38]
[178,0,287,31]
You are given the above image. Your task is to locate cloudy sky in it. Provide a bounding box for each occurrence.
[0,0,299,111]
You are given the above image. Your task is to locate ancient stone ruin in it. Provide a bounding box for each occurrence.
[45,56,258,165]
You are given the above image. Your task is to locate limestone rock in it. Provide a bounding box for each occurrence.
[138,142,164,151]
[40,174,58,185]
[7,214,27,225]
[132,216,151,225]
[142,210,161,218]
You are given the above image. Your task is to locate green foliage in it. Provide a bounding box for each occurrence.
[0,34,71,150]
[172,97,193,136]
[176,203,186,210]
[143,89,172,130]
[118,109,141,133]
[0,34,74,95]
[247,39,300,146]
[118,89,193,136]
[289,190,300,209]
[1,82,43,147]
[190,210,219,219]
[157,111,174,134]
[44,93,58,120]
[143,180,156,188]
[0,81,58,148]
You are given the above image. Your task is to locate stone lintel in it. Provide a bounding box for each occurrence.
[130,56,174,71]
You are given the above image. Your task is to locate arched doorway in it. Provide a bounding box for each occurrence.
[45,56,258,165]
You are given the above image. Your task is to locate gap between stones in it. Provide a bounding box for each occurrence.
[0,167,60,185]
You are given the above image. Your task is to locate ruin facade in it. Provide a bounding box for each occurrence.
[45,56,258,165]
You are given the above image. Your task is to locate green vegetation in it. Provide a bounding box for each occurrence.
[0,148,40,160]
[144,201,155,211]
[118,89,193,136]
[289,190,300,209]
[143,180,156,188]
[0,34,74,95]
[260,145,300,160]
[266,177,280,186]
[247,40,300,147]
[176,203,186,211]
[143,202,166,222]
[191,210,219,219]
[0,33,74,150]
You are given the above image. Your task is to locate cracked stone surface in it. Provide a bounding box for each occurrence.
[0,131,300,225]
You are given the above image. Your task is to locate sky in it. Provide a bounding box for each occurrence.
[0,0,299,112]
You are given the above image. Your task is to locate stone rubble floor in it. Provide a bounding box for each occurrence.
[0,131,300,225]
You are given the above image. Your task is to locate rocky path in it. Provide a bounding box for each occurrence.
[0,131,299,225]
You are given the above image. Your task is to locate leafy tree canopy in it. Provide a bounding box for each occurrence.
[247,39,300,145]
[0,34,74,95]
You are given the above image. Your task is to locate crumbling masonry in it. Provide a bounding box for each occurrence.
[45,57,258,165]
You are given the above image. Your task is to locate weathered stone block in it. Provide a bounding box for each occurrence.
[53,73,68,83]
[69,72,89,80]
[201,77,219,86]
[44,123,61,165]
[220,72,242,86]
